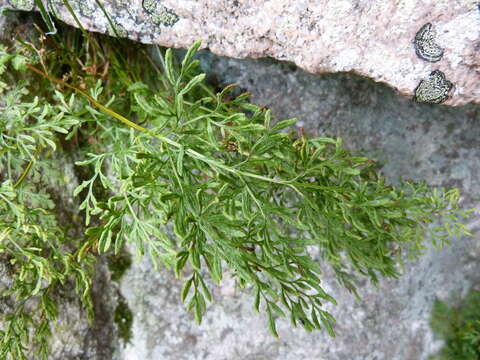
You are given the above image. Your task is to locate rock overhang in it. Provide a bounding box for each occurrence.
[1,0,479,106]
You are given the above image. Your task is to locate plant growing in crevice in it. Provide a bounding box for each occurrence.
[108,251,132,282]
[0,40,96,359]
[114,298,133,343]
[0,17,474,359]
[429,290,480,360]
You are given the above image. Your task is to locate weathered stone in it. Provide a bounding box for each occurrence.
[1,0,480,106]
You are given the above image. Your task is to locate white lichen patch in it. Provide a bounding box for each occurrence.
[7,0,34,11]
[397,0,417,13]
[329,1,352,15]
[142,0,179,27]
[107,21,128,38]
[76,1,96,18]
[437,11,479,52]
[446,53,464,69]
[335,48,359,70]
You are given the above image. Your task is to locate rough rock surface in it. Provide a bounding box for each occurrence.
[2,0,480,106]
[114,52,480,360]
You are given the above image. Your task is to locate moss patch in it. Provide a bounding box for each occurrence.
[114,298,133,344]
[107,251,132,282]
[429,290,480,360]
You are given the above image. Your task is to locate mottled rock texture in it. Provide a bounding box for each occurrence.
[2,0,480,105]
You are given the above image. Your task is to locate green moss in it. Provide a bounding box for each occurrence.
[114,299,133,343]
[429,290,480,360]
[107,251,132,282]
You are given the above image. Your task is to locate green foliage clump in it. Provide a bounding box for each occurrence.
[430,290,480,360]
[0,21,474,358]
[108,251,132,282]
[0,42,95,359]
[114,299,133,343]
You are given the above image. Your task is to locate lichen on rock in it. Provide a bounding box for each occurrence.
[413,23,444,63]
[414,70,453,104]
[76,1,96,17]
[7,0,34,11]
[107,21,128,38]
[2,0,479,106]
[142,0,179,27]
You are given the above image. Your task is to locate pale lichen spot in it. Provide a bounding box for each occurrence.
[142,0,179,27]
[8,0,34,11]
[107,22,128,38]
[413,23,444,63]
[77,1,96,18]
[414,70,453,104]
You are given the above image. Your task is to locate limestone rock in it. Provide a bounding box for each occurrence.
[2,0,480,105]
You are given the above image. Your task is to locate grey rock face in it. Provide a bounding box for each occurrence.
[116,52,480,360]
[48,261,119,360]
[1,0,480,106]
